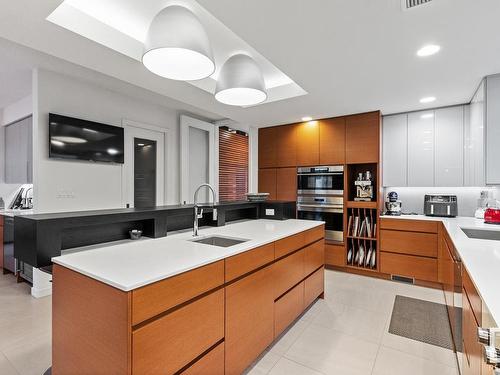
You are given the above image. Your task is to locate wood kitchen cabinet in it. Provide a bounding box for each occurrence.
[276,167,297,201]
[225,266,274,375]
[0,215,4,270]
[258,127,278,168]
[319,117,345,165]
[275,125,297,167]
[53,225,325,375]
[379,218,438,282]
[296,121,319,166]
[462,271,483,375]
[258,168,277,199]
[345,111,380,164]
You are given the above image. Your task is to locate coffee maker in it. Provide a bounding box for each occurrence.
[385,191,402,216]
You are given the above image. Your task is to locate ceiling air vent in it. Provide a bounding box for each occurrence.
[402,0,433,10]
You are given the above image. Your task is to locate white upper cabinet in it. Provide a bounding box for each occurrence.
[435,106,464,186]
[408,110,435,187]
[486,75,500,185]
[382,114,407,187]
[465,80,485,186]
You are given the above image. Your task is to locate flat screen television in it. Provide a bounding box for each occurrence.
[49,113,124,163]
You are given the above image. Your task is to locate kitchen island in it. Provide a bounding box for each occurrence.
[51,219,325,375]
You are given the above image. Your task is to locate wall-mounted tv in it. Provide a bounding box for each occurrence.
[49,113,124,163]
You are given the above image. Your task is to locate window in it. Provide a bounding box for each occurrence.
[218,127,248,201]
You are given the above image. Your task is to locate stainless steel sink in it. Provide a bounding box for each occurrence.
[190,235,249,247]
[461,227,500,241]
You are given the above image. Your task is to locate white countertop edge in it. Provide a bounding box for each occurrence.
[380,214,500,326]
[52,219,325,292]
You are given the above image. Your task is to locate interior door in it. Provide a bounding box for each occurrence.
[124,124,165,208]
[180,115,215,204]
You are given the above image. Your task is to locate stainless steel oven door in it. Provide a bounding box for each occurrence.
[297,166,344,195]
[297,203,343,242]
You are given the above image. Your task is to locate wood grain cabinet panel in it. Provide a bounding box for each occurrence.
[319,117,346,165]
[345,112,380,164]
[380,230,438,258]
[132,290,224,375]
[274,282,304,337]
[132,261,224,325]
[380,218,438,233]
[225,243,274,282]
[304,267,324,308]
[380,252,438,282]
[273,249,305,299]
[304,225,324,244]
[304,239,325,276]
[325,243,345,267]
[276,167,297,201]
[463,269,482,326]
[258,127,277,168]
[275,125,297,167]
[296,122,319,166]
[52,265,130,375]
[181,342,224,375]
[258,168,277,200]
[275,232,306,259]
[462,288,482,375]
[225,266,274,375]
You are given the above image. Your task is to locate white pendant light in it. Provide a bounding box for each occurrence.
[215,54,267,106]
[142,6,215,81]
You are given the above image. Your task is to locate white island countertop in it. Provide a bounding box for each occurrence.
[52,219,324,292]
[381,214,500,326]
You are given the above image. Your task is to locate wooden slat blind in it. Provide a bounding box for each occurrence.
[219,127,249,201]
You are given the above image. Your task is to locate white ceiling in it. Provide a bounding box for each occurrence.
[0,0,500,127]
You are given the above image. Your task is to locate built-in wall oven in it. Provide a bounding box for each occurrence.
[297,166,344,242]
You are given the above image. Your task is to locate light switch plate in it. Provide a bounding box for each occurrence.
[265,209,275,216]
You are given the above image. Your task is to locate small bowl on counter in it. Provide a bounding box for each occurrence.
[129,229,143,240]
[245,193,270,202]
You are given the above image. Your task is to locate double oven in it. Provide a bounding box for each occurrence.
[297,166,344,242]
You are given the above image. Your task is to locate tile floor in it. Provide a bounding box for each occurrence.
[0,269,460,375]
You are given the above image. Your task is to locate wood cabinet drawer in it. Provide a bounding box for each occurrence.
[304,239,325,276]
[275,232,306,259]
[225,243,274,282]
[304,267,324,308]
[132,261,224,325]
[380,218,438,233]
[132,289,224,375]
[304,225,324,245]
[181,342,224,375]
[380,252,438,282]
[325,243,344,266]
[273,249,304,299]
[462,288,482,375]
[225,266,274,375]
[380,230,438,258]
[463,269,482,326]
[274,281,304,337]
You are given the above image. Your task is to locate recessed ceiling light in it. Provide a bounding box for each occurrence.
[51,140,65,147]
[107,148,119,155]
[137,143,145,147]
[417,44,441,57]
[301,116,313,122]
[420,96,436,104]
[421,113,434,119]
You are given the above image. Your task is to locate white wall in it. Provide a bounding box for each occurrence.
[32,68,183,213]
[0,95,33,201]
[1,95,32,126]
[383,187,499,217]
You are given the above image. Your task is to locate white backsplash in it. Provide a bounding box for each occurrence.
[383,187,500,217]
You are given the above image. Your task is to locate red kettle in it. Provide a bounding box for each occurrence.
[484,208,500,224]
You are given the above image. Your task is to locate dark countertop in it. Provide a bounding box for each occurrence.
[14,200,285,221]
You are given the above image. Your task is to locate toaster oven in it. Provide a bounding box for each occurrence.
[424,195,458,217]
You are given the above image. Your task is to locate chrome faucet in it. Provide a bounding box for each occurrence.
[193,183,217,237]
